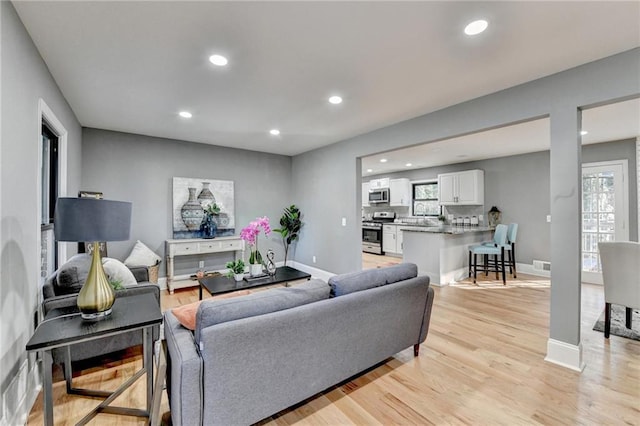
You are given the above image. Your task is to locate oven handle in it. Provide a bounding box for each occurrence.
[362,225,381,230]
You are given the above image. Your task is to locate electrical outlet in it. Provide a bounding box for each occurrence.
[478,214,483,223]
[312,256,317,264]
[341,217,347,226]
[199,260,204,268]
[546,215,551,223]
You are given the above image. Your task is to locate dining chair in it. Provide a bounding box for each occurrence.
[597,241,640,338]
[469,224,508,284]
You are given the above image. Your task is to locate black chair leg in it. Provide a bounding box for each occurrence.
[484,254,489,276]
[473,253,477,283]
[501,248,506,285]
[626,307,633,329]
[605,302,611,338]
[468,250,472,278]
[511,243,517,278]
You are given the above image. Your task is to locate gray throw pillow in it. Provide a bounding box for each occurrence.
[55,254,91,295]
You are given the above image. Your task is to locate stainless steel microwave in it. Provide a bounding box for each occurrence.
[368,188,389,204]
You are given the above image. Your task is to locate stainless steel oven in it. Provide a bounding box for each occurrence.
[362,222,383,254]
[362,211,395,255]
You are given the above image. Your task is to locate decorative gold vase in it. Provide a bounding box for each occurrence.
[77,242,115,320]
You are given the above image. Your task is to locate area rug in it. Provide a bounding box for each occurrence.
[592,305,640,340]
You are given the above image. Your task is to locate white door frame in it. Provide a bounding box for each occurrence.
[37,99,68,292]
[581,159,629,284]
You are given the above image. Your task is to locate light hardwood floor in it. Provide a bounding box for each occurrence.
[27,271,640,425]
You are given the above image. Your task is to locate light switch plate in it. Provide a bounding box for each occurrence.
[546,215,551,223]
[341,217,347,226]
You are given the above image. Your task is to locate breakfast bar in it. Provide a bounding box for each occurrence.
[402,226,493,286]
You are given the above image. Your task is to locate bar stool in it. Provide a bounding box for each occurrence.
[483,223,518,278]
[468,224,508,284]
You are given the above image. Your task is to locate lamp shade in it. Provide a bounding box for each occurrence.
[54,197,132,242]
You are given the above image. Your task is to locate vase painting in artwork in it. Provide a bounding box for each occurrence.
[181,187,204,231]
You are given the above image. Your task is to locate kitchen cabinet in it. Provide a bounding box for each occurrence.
[362,182,370,207]
[382,224,397,254]
[369,177,390,189]
[390,178,411,207]
[438,169,484,205]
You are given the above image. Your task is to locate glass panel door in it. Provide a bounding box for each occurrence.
[581,161,628,284]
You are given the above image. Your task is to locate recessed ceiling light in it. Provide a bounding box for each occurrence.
[209,54,228,66]
[179,111,192,119]
[464,19,488,36]
[367,169,373,173]
[580,130,589,136]
[405,163,412,167]
[328,96,343,105]
[269,129,280,136]
[380,158,388,163]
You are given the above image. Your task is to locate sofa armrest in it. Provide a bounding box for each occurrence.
[118,283,160,305]
[164,311,203,426]
[128,265,150,283]
[42,293,78,317]
[418,286,435,343]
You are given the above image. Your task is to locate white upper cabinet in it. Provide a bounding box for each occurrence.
[369,177,390,189]
[390,178,411,206]
[362,182,370,207]
[438,170,484,205]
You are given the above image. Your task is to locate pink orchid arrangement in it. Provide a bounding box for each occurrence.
[240,216,271,264]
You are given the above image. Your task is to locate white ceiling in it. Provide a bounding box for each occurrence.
[363,98,640,175]
[13,1,640,157]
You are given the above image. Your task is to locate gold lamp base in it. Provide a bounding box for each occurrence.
[77,242,115,320]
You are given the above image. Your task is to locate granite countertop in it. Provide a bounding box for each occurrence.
[401,225,494,235]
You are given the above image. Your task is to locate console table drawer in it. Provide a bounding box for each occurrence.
[219,240,242,251]
[172,242,199,256]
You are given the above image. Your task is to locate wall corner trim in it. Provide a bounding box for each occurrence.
[545,338,585,372]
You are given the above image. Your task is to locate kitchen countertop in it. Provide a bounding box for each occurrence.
[401,225,494,235]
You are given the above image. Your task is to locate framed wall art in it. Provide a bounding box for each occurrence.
[172,177,235,239]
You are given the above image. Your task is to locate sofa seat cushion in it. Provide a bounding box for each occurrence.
[195,279,330,343]
[172,290,252,330]
[329,263,418,297]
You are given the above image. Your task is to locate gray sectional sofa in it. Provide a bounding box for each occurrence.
[164,263,434,426]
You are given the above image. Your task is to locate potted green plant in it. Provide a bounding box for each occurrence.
[273,205,303,267]
[225,259,246,281]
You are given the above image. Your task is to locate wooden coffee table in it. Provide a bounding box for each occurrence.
[198,266,311,300]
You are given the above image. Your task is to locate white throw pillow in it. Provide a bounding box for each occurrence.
[124,240,162,267]
[102,257,137,287]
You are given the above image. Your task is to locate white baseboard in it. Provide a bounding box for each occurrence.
[545,338,585,372]
[516,262,551,278]
[2,358,41,426]
[289,261,335,282]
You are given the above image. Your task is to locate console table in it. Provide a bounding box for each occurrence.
[26,293,162,426]
[165,237,245,293]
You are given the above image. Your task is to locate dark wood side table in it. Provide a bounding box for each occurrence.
[26,292,163,426]
[198,266,312,300]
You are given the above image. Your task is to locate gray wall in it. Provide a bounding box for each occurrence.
[0,2,82,423]
[364,139,638,265]
[81,128,293,278]
[291,48,639,350]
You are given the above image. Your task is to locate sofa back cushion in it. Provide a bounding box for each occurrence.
[195,279,330,344]
[328,263,418,297]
